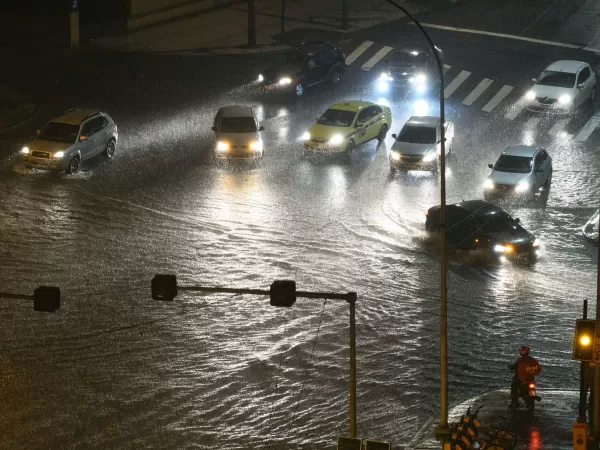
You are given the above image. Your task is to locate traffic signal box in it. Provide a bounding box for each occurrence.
[269,280,296,307]
[573,319,596,361]
[151,274,178,301]
[33,286,60,312]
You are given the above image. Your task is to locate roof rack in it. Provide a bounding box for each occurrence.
[61,107,77,115]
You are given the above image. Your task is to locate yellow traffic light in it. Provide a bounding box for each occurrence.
[573,319,597,361]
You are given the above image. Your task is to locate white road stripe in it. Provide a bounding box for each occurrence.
[548,118,570,136]
[345,41,373,65]
[481,85,514,113]
[443,64,451,74]
[444,70,470,98]
[462,78,493,106]
[361,46,393,71]
[411,22,600,54]
[575,113,600,142]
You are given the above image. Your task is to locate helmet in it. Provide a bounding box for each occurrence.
[519,346,530,356]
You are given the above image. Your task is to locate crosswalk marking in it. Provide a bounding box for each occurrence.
[444,70,470,98]
[548,118,570,136]
[345,41,373,65]
[575,113,600,141]
[462,78,493,106]
[443,64,451,74]
[361,46,393,71]
[481,85,514,113]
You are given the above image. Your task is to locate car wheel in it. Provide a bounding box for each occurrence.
[377,124,389,142]
[104,139,116,159]
[66,155,80,174]
[295,81,305,97]
[330,67,342,86]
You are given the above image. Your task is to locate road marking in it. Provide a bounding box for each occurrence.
[575,113,600,142]
[361,46,393,71]
[444,70,470,98]
[411,23,600,54]
[548,118,570,136]
[462,78,493,106]
[483,85,514,113]
[345,41,373,65]
[443,64,451,74]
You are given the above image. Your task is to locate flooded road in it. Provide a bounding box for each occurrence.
[1,36,600,449]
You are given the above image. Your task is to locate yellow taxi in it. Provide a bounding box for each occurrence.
[301,101,392,155]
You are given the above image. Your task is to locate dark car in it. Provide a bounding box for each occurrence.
[425,200,539,261]
[377,46,443,94]
[257,41,346,97]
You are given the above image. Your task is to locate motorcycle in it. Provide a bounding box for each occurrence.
[508,365,542,411]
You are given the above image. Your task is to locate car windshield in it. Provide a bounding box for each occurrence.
[478,210,518,233]
[391,50,428,64]
[317,109,356,127]
[283,49,305,64]
[38,122,79,143]
[219,117,257,133]
[397,125,436,144]
[493,155,532,174]
[536,70,576,88]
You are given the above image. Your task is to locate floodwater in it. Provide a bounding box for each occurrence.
[1,74,599,449]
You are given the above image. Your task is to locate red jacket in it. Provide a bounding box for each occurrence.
[512,355,542,382]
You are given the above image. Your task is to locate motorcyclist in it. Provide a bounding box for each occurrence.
[508,345,541,407]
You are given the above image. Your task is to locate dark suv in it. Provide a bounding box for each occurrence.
[426,200,539,262]
[377,45,443,94]
[257,41,346,97]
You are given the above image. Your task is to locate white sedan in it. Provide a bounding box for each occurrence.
[525,60,596,112]
[483,145,552,200]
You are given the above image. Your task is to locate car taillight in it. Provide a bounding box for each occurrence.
[529,383,535,389]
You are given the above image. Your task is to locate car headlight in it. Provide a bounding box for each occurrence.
[483,179,494,190]
[558,94,572,105]
[423,152,437,162]
[494,244,514,254]
[533,238,540,247]
[377,80,389,92]
[525,90,536,101]
[216,141,229,152]
[415,73,427,84]
[258,74,264,82]
[300,131,310,141]
[21,146,29,154]
[278,77,292,85]
[379,72,392,81]
[515,182,530,193]
[249,140,263,151]
[329,134,344,145]
[390,152,400,161]
[54,151,64,158]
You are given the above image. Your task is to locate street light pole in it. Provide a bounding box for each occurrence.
[381,1,449,446]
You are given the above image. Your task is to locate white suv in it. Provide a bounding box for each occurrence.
[212,106,264,160]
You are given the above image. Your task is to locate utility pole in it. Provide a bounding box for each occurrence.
[593,241,600,437]
[342,0,348,29]
[248,0,257,47]
[69,0,80,47]
[281,0,286,34]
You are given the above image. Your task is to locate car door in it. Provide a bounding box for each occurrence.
[576,66,592,105]
[364,106,382,140]
[91,116,110,156]
[78,119,98,159]
[354,108,371,145]
[305,50,328,86]
[533,150,549,188]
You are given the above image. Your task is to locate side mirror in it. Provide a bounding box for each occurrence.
[315,116,320,121]
[211,126,216,131]
[578,83,585,89]
[35,129,41,136]
[258,126,265,131]
[79,135,88,141]
[391,133,397,139]
[531,78,537,82]
[488,163,494,169]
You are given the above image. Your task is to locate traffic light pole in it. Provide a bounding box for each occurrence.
[160,278,358,438]
[579,300,588,422]
[593,241,600,437]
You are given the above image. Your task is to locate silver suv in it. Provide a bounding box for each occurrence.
[21,108,118,174]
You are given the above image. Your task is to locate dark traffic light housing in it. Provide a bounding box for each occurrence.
[152,274,178,301]
[573,319,596,361]
[33,286,60,312]
[270,280,296,307]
